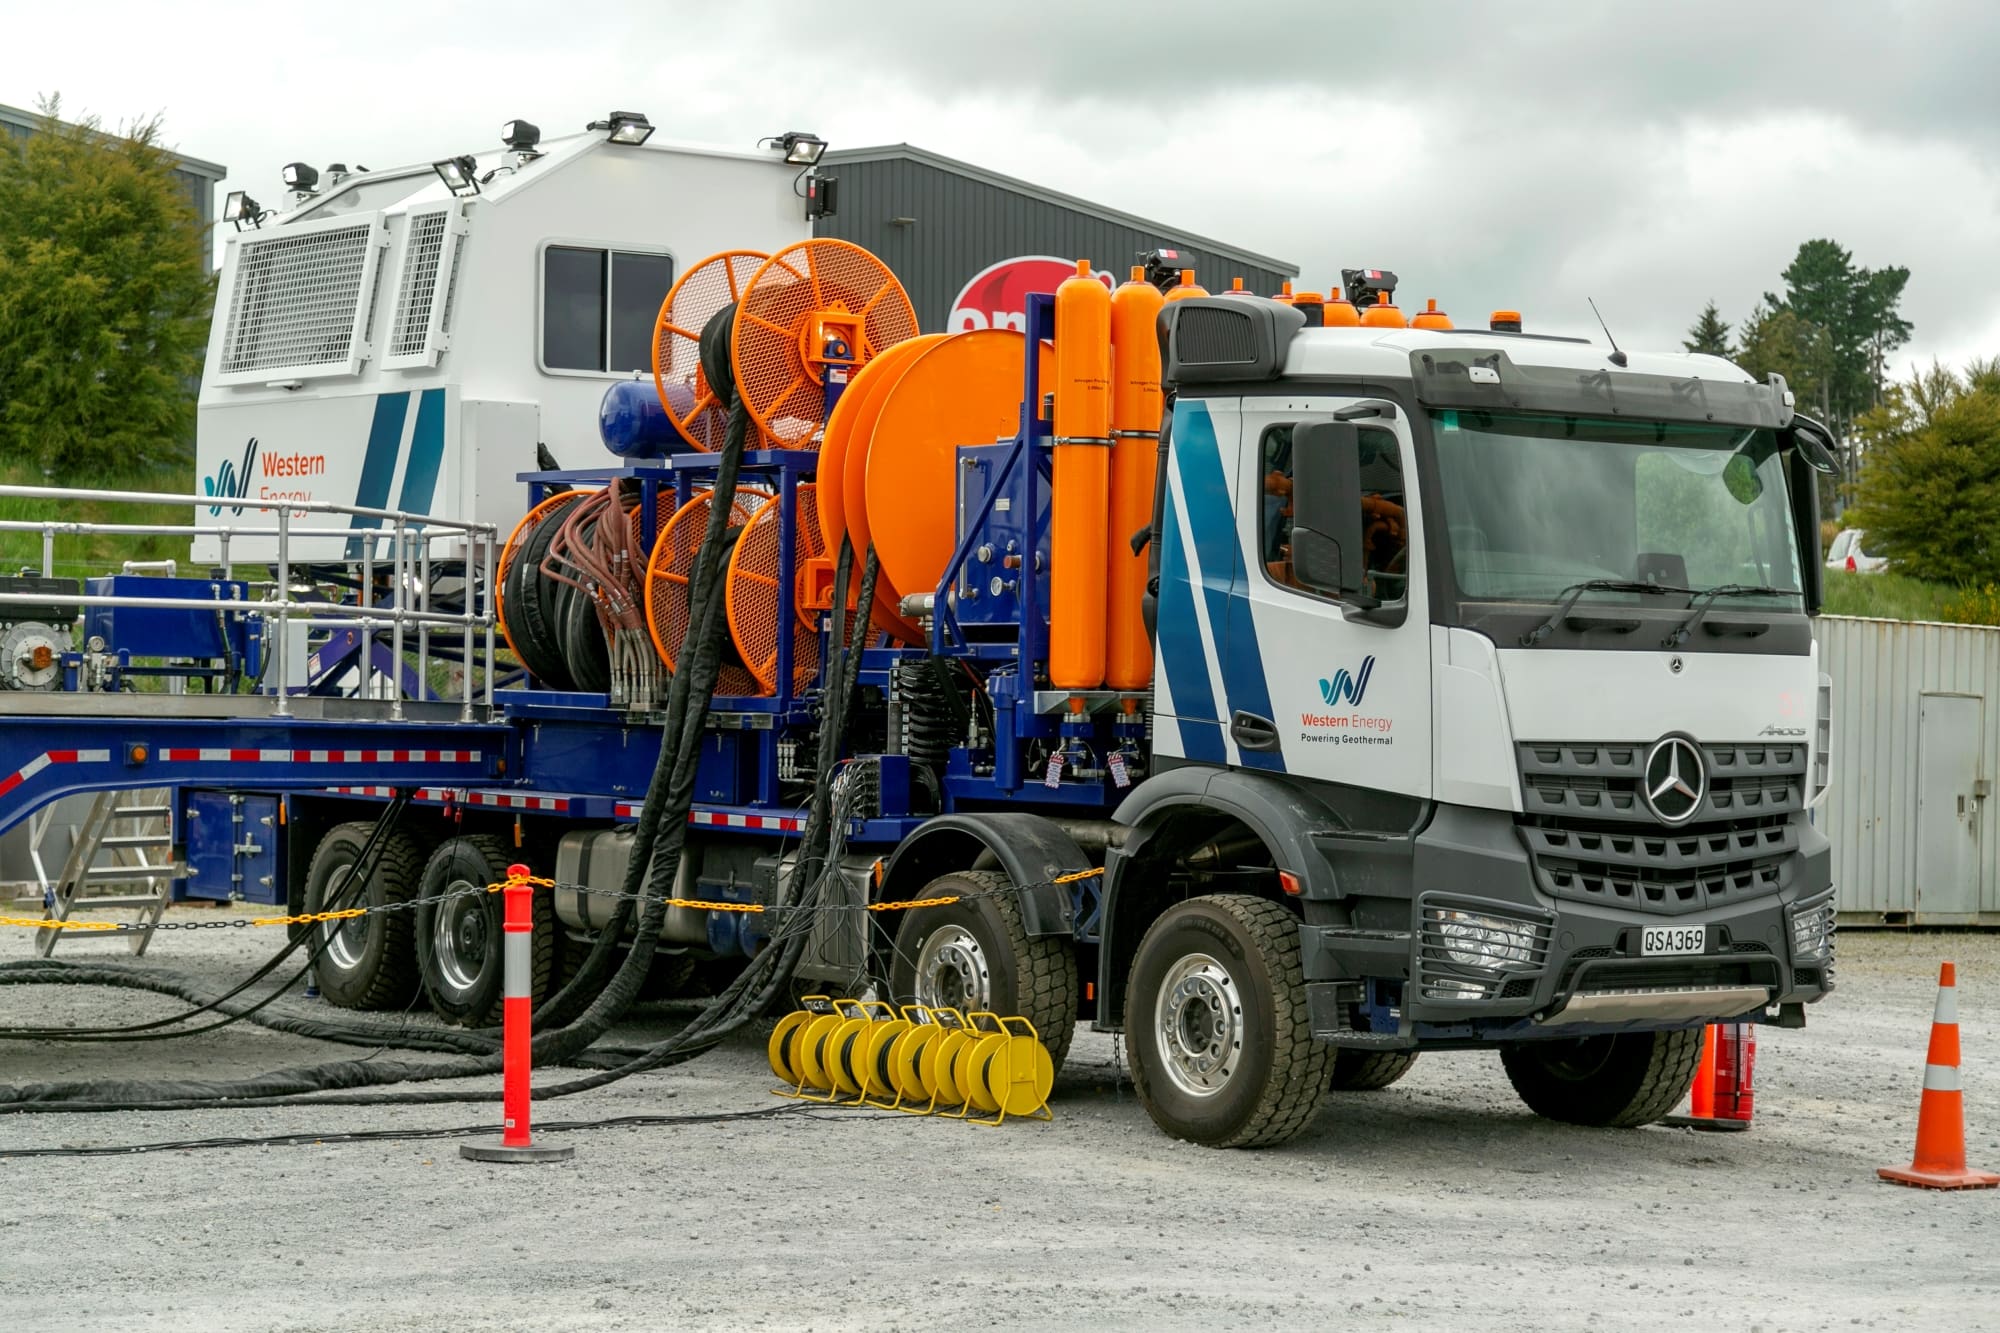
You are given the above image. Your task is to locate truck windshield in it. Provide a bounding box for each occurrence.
[1430,409,1803,613]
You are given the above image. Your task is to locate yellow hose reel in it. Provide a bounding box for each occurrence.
[766,998,1053,1123]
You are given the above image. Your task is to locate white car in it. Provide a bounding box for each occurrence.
[1826,528,1887,573]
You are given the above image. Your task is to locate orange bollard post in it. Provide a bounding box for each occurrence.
[462,865,574,1164]
[1879,962,1997,1189]
[1664,1023,1754,1131]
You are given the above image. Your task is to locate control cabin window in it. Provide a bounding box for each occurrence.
[1260,422,1408,602]
[541,246,676,374]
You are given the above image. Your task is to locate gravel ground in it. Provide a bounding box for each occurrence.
[2,912,1997,1332]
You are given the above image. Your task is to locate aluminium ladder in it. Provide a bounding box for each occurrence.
[35,787,177,957]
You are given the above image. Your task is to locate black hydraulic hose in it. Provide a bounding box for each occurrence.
[0,796,416,1040]
[0,347,757,1112]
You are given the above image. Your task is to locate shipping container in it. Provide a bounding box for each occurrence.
[1817,615,2000,925]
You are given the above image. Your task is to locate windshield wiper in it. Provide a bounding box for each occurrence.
[1661,584,1796,648]
[1520,579,1689,647]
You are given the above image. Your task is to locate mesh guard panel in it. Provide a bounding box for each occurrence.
[644,489,766,696]
[218,219,379,376]
[731,241,919,448]
[651,251,770,451]
[726,484,846,696]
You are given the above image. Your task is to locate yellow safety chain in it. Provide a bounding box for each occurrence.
[4,867,1105,931]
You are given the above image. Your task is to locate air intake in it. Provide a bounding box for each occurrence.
[1160,296,1305,386]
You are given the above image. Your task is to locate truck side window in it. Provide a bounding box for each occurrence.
[1260,422,1409,602]
[541,246,677,374]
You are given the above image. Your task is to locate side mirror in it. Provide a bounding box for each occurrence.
[1290,420,1368,601]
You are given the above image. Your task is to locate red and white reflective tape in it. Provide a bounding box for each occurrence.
[328,786,569,813]
[159,748,483,764]
[0,749,113,798]
[611,804,809,833]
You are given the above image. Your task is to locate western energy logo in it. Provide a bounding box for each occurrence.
[204,438,258,516]
[1318,656,1375,708]
[1302,655,1392,747]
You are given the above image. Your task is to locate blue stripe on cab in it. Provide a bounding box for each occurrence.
[395,388,447,518]
[1156,487,1225,764]
[345,392,411,559]
[1172,403,1284,773]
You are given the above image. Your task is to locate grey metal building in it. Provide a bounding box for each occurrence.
[814,144,1296,330]
[1,101,227,270]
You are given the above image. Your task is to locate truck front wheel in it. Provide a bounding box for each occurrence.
[1499,1028,1704,1128]
[1125,894,1329,1148]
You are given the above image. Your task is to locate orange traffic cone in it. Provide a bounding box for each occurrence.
[1878,962,1999,1190]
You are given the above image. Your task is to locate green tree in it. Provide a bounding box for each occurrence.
[0,98,213,479]
[1683,301,1733,356]
[1845,369,2000,584]
[1761,238,1912,430]
[1734,302,1829,416]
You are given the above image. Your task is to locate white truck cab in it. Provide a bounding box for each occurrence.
[1096,296,1836,1143]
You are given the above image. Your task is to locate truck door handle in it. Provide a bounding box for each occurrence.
[1230,711,1281,752]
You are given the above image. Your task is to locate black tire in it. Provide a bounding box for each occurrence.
[1499,1028,1705,1128]
[1124,894,1328,1148]
[637,952,699,1000]
[888,870,1077,1072]
[414,835,557,1027]
[302,821,426,1011]
[1329,1048,1418,1092]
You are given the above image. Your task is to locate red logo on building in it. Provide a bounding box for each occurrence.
[947,256,1113,333]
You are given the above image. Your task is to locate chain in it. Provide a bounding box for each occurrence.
[4,867,1107,933]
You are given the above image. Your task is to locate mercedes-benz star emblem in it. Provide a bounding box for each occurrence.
[1642,735,1707,825]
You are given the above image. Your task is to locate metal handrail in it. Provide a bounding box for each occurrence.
[3,486,501,723]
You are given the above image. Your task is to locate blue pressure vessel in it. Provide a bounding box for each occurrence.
[598,379,693,458]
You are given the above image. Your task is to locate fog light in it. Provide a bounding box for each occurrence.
[1791,895,1836,960]
[1430,908,1539,970]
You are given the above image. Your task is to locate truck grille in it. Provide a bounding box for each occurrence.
[1516,741,1805,917]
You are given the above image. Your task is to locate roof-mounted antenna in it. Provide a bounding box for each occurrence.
[1587,298,1628,367]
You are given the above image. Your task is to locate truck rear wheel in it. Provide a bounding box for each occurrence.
[1329,1048,1418,1092]
[302,821,425,1010]
[1500,1028,1704,1128]
[1124,894,1328,1148]
[888,871,1077,1071]
[415,835,556,1026]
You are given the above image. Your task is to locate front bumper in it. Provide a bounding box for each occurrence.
[1299,803,1834,1044]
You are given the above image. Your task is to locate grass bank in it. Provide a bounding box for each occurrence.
[0,461,197,578]
[1823,569,2000,626]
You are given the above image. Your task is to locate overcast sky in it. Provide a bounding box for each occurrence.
[5,1,1995,375]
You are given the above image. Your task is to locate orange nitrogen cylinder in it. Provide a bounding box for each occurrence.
[1162,269,1209,303]
[1324,296,1361,327]
[1411,298,1454,331]
[1051,259,1113,690]
[1107,266,1165,690]
[1359,291,1407,328]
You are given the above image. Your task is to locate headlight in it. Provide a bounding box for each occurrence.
[1791,895,1836,960]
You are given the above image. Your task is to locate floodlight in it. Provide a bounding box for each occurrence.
[779,131,827,166]
[502,119,541,153]
[433,155,480,197]
[591,111,654,146]
[281,162,319,193]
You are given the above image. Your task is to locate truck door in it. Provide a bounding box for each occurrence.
[1229,397,1433,798]
[1150,397,1236,765]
